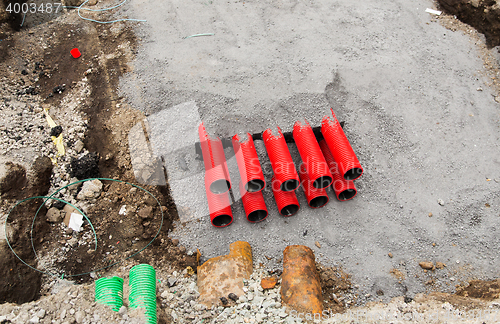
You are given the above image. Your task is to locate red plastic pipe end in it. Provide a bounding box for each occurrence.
[293,120,333,189]
[205,177,233,227]
[299,164,329,208]
[271,176,300,216]
[319,140,358,201]
[239,182,268,223]
[232,133,266,193]
[199,122,231,194]
[263,127,300,192]
[321,109,363,181]
[70,48,81,58]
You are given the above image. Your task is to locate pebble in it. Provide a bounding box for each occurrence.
[138,206,153,219]
[36,309,46,319]
[75,311,85,323]
[419,261,434,270]
[46,207,63,223]
[74,140,84,153]
[29,316,40,323]
[437,198,444,206]
[168,277,177,287]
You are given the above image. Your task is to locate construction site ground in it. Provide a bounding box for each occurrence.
[0,0,500,323]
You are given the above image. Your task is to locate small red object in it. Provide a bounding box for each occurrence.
[70,48,81,58]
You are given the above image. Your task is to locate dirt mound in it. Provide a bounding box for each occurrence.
[438,0,500,47]
[0,156,52,304]
[317,264,353,314]
[456,279,500,300]
[0,0,26,31]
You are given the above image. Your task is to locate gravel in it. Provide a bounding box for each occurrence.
[117,0,500,304]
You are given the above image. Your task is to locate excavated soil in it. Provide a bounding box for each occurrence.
[438,0,500,47]
[0,5,195,306]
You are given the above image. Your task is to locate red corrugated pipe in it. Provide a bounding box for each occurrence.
[263,127,300,192]
[271,176,300,216]
[299,164,329,208]
[205,177,233,227]
[293,120,333,189]
[198,122,231,194]
[232,133,266,193]
[321,109,363,180]
[319,140,357,201]
[239,181,268,222]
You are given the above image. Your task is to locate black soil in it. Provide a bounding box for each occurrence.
[0,157,52,304]
[438,0,500,47]
[69,152,100,180]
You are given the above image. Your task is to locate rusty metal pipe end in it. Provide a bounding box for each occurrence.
[281,245,323,315]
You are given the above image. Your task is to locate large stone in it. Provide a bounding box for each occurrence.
[197,241,253,306]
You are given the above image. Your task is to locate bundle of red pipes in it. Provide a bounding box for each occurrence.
[198,108,363,227]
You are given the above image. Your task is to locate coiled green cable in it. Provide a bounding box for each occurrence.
[95,276,124,311]
[5,178,164,278]
[129,264,157,324]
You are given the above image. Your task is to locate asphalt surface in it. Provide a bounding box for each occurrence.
[118,0,500,303]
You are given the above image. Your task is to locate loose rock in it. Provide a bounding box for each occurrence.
[260,277,278,290]
[419,261,435,270]
[77,179,103,200]
[138,206,153,219]
[46,207,63,223]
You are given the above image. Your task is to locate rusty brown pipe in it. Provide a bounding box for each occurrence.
[281,245,323,315]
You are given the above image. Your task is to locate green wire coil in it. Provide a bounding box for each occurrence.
[5,177,164,278]
[129,264,157,324]
[95,276,124,311]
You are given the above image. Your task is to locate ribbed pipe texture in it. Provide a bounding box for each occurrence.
[319,140,357,201]
[293,120,333,189]
[232,133,266,193]
[199,122,231,194]
[205,177,233,227]
[321,109,363,181]
[299,164,329,208]
[271,176,300,216]
[239,181,268,223]
[263,127,300,192]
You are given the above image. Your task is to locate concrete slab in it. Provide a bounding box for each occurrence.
[118,0,500,303]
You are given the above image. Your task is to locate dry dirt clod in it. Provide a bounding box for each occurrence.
[138,206,153,219]
[388,252,393,258]
[419,261,435,270]
[315,241,321,248]
[260,276,278,290]
[435,262,447,269]
[46,207,63,223]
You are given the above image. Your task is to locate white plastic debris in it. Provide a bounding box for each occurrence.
[119,205,127,215]
[68,213,84,232]
[425,8,442,15]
